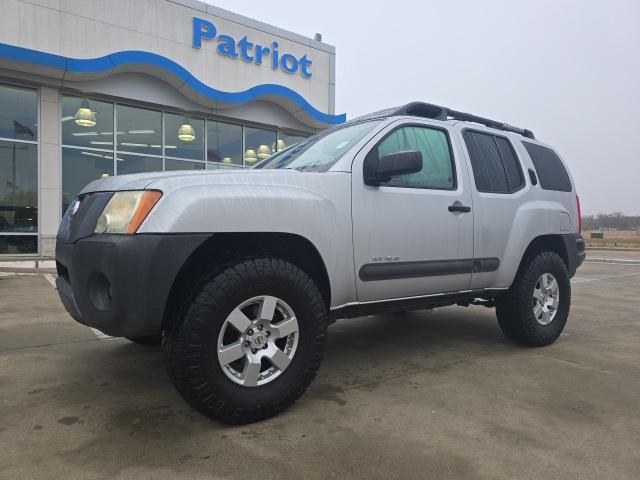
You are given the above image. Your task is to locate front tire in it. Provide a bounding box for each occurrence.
[496,251,571,347]
[164,256,328,424]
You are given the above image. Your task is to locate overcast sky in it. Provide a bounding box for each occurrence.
[207,0,639,215]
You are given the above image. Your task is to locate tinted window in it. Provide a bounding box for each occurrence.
[523,142,572,192]
[372,126,455,189]
[61,96,114,149]
[0,84,37,141]
[463,131,524,193]
[62,148,114,213]
[0,141,38,232]
[164,114,204,160]
[116,153,163,175]
[495,137,524,191]
[245,127,277,166]
[207,121,242,167]
[116,105,162,156]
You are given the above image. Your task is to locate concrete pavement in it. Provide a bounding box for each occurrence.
[1,252,639,479]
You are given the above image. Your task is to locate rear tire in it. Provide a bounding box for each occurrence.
[164,256,328,424]
[496,251,571,347]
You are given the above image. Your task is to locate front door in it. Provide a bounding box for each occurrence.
[351,122,474,302]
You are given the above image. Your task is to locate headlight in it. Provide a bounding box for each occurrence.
[95,190,162,234]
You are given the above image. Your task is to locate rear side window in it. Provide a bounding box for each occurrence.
[462,131,524,193]
[522,142,572,192]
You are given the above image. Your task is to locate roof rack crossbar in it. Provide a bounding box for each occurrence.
[387,102,535,139]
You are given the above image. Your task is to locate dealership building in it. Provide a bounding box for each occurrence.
[0,0,343,256]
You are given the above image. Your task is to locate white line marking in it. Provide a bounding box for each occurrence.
[44,273,56,287]
[586,258,640,265]
[90,328,112,340]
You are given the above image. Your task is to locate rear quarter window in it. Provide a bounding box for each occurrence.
[522,142,572,192]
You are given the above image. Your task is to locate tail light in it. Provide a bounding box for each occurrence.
[576,195,582,233]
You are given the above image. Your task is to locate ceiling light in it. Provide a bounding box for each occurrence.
[244,149,257,163]
[74,99,97,127]
[257,144,272,160]
[178,120,195,142]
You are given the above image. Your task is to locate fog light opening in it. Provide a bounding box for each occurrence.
[88,271,112,312]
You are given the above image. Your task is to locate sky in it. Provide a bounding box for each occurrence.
[206,0,639,215]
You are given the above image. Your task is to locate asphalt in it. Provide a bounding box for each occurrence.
[1,251,639,479]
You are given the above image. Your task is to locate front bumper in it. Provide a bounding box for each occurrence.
[55,233,210,337]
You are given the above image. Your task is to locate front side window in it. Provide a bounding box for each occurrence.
[369,125,455,189]
[463,130,524,193]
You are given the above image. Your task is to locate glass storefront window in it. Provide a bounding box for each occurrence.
[207,121,242,167]
[62,148,114,213]
[61,96,114,149]
[0,141,38,233]
[116,153,163,175]
[277,132,307,152]
[116,105,162,156]
[0,235,37,254]
[165,159,205,171]
[164,113,204,160]
[245,127,276,167]
[0,84,38,142]
[206,162,243,170]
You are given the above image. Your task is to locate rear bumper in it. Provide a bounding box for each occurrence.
[561,233,586,277]
[55,233,210,337]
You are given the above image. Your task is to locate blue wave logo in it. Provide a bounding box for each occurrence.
[0,43,346,125]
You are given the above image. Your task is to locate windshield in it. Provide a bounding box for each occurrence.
[255,120,381,171]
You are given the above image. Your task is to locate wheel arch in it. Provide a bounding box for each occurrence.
[513,234,570,281]
[161,232,332,333]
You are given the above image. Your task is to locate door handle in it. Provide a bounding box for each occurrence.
[448,202,471,213]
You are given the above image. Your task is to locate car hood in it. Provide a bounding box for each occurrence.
[79,169,299,195]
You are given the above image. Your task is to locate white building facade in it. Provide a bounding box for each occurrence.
[0,0,342,256]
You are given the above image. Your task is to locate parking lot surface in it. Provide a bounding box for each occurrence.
[1,251,639,479]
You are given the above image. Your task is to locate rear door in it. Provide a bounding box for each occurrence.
[351,121,474,302]
[458,128,531,289]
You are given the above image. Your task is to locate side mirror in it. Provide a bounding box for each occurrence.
[364,150,423,185]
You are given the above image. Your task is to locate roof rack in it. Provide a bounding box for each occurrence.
[378,102,536,139]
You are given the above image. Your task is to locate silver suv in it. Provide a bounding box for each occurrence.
[55,102,585,424]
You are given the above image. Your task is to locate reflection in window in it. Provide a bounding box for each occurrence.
[116,105,162,156]
[0,235,37,254]
[0,141,38,232]
[116,153,163,175]
[0,84,38,141]
[206,162,242,170]
[245,127,276,167]
[165,159,205,171]
[164,113,204,160]
[207,121,242,167]
[377,126,454,189]
[277,132,306,152]
[61,96,114,149]
[62,148,114,213]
